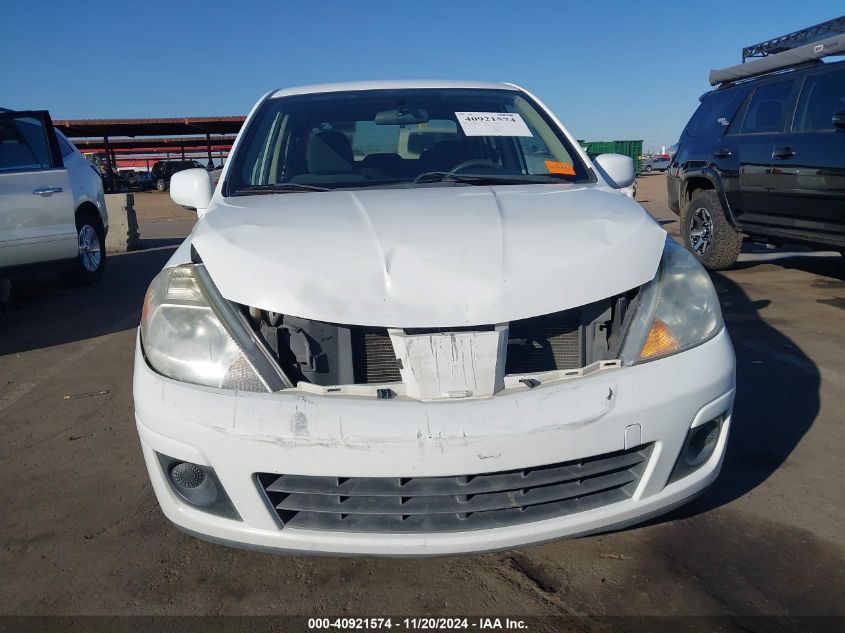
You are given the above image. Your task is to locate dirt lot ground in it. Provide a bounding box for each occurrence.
[1,177,843,623]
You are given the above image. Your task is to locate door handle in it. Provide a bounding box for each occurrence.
[32,187,63,195]
[772,147,795,160]
[712,148,732,158]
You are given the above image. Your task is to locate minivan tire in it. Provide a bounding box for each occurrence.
[681,190,742,270]
[70,212,107,284]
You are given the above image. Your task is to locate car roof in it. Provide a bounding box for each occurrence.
[713,57,845,92]
[271,80,521,99]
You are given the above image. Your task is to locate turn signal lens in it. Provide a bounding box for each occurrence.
[620,240,723,365]
[639,319,680,360]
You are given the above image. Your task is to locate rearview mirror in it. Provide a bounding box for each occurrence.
[375,108,429,126]
[170,168,214,217]
[593,153,636,189]
[833,109,845,129]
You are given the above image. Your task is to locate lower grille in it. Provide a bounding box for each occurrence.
[351,329,401,383]
[506,309,582,374]
[256,444,651,533]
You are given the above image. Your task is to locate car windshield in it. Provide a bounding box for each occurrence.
[225,88,592,194]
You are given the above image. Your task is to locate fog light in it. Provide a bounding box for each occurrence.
[172,462,206,489]
[668,417,723,483]
[156,453,241,520]
[684,420,720,468]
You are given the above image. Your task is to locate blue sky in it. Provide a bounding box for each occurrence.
[2,1,841,151]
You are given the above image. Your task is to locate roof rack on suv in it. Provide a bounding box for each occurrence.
[709,15,845,86]
[742,15,845,61]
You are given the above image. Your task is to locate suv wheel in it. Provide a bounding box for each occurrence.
[156,178,166,191]
[681,190,742,270]
[645,165,652,172]
[71,213,107,283]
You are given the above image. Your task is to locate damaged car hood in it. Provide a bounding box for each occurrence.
[189,184,666,327]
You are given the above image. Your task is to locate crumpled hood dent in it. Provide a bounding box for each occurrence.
[190,184,666,327]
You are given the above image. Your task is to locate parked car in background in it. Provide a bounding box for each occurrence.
[643,156,670,172]
[123,170,155,191]
[669,42,845,269]
[135,80,735,556]
[151,160,204,191]
[0,108,108,282]
[118,169,140,191]
[137,171,156,190]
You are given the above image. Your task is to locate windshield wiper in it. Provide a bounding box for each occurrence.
[412,172,564,186]
[231,183,331,195]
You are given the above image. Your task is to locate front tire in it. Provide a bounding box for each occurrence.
[645,165,652,172]
[156,178,166,191]
[681,190,742,270]
[72,213,106,284]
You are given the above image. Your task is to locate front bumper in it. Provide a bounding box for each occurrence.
[133,329,735,556]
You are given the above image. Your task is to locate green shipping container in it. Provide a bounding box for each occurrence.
[576,140,644,174]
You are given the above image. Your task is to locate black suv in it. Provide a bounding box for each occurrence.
[151,160,204,191]
[668,43,844,269]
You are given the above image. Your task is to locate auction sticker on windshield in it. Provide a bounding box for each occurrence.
[455,112,532,136]
[545,160,576,175]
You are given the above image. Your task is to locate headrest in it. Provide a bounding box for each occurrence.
[308,130,354,174]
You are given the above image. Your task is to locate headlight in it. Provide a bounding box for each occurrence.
[620,239,723,364]
[141,264,280,391]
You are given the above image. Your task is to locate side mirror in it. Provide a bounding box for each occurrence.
[833,109,845,129]
[170,168,214,216]
[593,153,636,189]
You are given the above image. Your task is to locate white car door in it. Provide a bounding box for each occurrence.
[0,110,76,269]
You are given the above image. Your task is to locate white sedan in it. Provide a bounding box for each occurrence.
[134,80,735,556]
[0,109,108,281]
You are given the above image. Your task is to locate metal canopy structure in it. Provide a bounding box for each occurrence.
[52,115,245,138]
[52,115,246,191]
[742,14,845,61]
[69,135,237,151]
